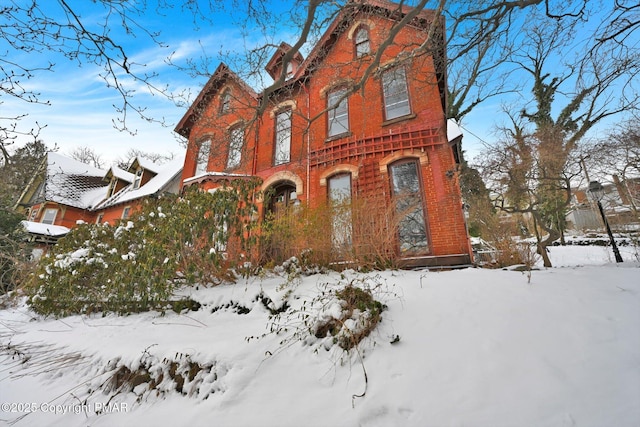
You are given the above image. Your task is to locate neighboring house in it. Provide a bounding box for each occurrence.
[568,176,640,231]
[14,152,108,229]
[175,0,472,267]
[92,156,184,224]
[14,152,184,242]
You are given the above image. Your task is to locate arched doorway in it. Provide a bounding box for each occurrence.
[265,181,298,218]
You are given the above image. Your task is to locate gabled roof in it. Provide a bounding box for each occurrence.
[265,42,305,80]
[104,166,135,183]
[93,155,184,210]
[175,63,259,138]
[294,0,440,81]
[129,156,160,174]
[43,152,109,209]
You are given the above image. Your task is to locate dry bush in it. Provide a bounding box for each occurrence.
[258,196,406,270]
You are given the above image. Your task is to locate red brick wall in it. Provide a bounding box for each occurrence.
[179,8,471,264]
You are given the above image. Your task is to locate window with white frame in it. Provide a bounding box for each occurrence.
[41,208,58,225]
[96,213,104,224]
[355,27,370,57]
[121,206,131,220]
[227,127,244,169]
[327,88,349,138]
[382,67,411,120]
[195,139,211,176]
[274,110,292,165]
[107,178,117,197]
[132,168,143,189]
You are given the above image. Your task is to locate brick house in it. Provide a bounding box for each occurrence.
[14,152,183,243]
[175,0,472,267]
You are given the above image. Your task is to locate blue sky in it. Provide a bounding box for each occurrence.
[3,0,636,167]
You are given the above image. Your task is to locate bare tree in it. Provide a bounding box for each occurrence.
[480,12,639,267]
[68,146,104,169]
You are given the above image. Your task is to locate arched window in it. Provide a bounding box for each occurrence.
[327,88,349,138]
[388,159,429,255]
[328,173,352,249]
[220,90,231,114]
[274,109,292,165]
[195,139,211,176]
[227,126,244,169]
[354,26,370,57]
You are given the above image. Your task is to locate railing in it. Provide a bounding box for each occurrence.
[309,125,444,167]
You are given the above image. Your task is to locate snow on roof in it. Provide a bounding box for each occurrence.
[105,166,135,183]
[130,156,161,173]
[447,119,463,142]
[44,152,109,209]
[94,156,184,210]
[182,171,254,185]
[21,220,70,237]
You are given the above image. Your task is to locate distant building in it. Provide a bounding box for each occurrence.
[14,152,183,243]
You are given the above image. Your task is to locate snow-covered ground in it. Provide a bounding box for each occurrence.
[1,244,639,427]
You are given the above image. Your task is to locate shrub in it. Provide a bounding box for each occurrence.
[25,179,261,316]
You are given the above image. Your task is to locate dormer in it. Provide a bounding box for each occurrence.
[265,42,304,81]
[103,167,134,198]
[127,157,160,189]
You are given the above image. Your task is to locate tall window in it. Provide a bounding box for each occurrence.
[354,27,370,57]
[227,127,244,169]
[41,208,58,225]
[274,110,292,165]
[327,88,349,138]
[389,160,429,255]
[132,168,143,189]
[382,67,411,120]
[220,91,231,114]
[328,174,352,249]
[195,139,211,175]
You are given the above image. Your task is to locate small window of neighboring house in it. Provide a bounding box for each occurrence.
[121,206,131,220]
[107,178,117,198]
[227,127,244,169]
[220,91,231,114]
[132,168,143,189]
[355,27,370,57]
[382,67,411,120]
[96,213,104,224]
[41,208,58,225]
[29,208,38,221]
[195,139,211,176]
[274,109,292,165]
[327,88,349,138]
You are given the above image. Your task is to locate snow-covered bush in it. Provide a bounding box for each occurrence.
[25,180,262,316]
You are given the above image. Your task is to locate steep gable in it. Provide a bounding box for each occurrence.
[175,63,258,139]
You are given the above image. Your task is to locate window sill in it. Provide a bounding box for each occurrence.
[382,113,416,127]
[325,132,352,143]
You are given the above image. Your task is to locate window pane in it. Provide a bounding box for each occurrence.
[328,89,349,137]
[195,139,211,175]
[355,28,370,57]
[390,161,429,255]
[41,208,57,225]
[227,127,243,169]
[275,110,292,165]
[220,92,231,113]
[328,174,352,248]
[383,68,410,120]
